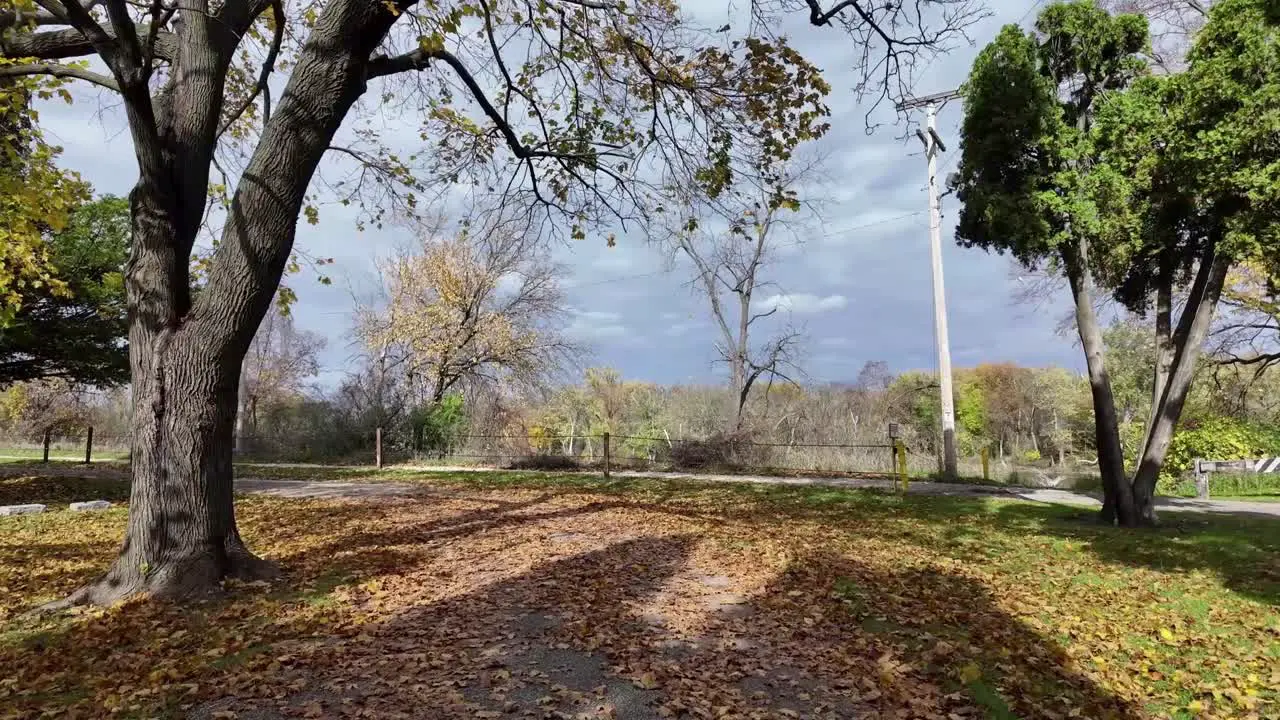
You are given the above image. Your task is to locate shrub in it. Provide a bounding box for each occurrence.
[506,454,582,471]
[1158,417,1280,495]
[666,432,768,470]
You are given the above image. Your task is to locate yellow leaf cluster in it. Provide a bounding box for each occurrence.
[0,69,90,323]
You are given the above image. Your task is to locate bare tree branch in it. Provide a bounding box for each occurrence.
[102,0,144,71]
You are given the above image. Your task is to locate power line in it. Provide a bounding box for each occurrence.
[818,211,925,240]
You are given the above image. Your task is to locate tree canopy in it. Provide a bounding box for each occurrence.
[953,0,1280,524]
[0,195,129,386]
[0,73,88,323]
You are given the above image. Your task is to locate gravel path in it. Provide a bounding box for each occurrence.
[236,468,1280,518]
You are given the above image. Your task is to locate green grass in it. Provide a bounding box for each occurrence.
[0,446,130,462]
[3,467,1279,718]
[1165,471,1280,498]
[1214,494,1280,502]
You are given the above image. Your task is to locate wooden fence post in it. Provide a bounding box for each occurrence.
[1193,459,1210,499]
[886,423,899,477]
[85,427,94,464]
[895,440,909,493]
[42,429,51,463]
[375,427,383,469]
[602,432,611,480]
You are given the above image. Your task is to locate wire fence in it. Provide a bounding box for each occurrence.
[0,427,1105,489]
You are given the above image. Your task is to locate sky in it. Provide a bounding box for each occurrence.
[34,0,1085,390]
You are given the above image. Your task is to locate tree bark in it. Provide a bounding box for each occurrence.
[1062,239,1133,525]
[1151,257,1174,423]
[52,0,405,606]
[1130,253,1230,523]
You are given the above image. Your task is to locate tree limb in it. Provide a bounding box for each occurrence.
[367,46,593,163]
[0,24,175,62]
[48,0,117,66]
[102,0,144,71]
[142,0,178,72]
[0,7,66,29]
[217,0,283,136]
[0,61,120,91]
[804,0,858,25]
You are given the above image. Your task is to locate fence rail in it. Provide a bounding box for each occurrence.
[3,426,1104,490]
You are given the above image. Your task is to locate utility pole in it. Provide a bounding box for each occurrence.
[897,89,961,481]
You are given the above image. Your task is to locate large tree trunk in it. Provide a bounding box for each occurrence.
[69,331,273,604]
[52,0,403,606]
[1130,254,1230,523]
[1062,240,1133,525]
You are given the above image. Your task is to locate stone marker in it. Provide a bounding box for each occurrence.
[0,504,47,516]
[70,500,113,512]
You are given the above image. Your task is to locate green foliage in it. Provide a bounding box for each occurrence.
[953,2,1149,268]
[1092,0,1280,307]
[1159,417,1280,493]
[410,394,467,456]
[953,377,989,455]
[0,195,129,386]
[0,74,89,322]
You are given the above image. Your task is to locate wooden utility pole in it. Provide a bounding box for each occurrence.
[898,89,962,481]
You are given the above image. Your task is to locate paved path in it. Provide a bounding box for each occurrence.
[236,477,423,499]
[236,468,1280,518]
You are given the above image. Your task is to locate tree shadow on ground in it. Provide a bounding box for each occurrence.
[524,475,1280,608]
[3,476,1270,717]
[189,535,1136,719]
[989,502,1280,607]
[0,474,131,505]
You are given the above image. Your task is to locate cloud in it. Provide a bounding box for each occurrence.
[34,0,1088,390]
[566,308,630,341]
[756,293,848,315]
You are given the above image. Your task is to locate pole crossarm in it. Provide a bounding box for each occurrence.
[895,88,962,112]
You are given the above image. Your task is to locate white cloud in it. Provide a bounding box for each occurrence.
[571,309,622,323]
[756,293,848,315]
[566,308,630,341]
[664,320,704,337]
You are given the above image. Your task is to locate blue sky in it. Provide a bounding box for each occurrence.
[36,0,1083,389]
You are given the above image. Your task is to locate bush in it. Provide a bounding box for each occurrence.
[1158,417,1280,495]
[506,454,582,471]
[665,432,768,470]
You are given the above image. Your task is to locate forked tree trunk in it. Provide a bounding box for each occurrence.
[1062,239,1133,525]
[1130,254,1230,523]
[49,0,404,606]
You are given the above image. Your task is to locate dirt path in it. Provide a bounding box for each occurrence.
[236,470,1280,518]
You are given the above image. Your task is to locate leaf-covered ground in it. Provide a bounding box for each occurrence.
[1,470,1278,719]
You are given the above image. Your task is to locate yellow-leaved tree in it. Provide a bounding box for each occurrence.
[361,223,574,409]
[0,71,88,324]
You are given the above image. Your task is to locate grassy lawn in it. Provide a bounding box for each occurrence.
[1,468,1278,719]
[0,447,131,463]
